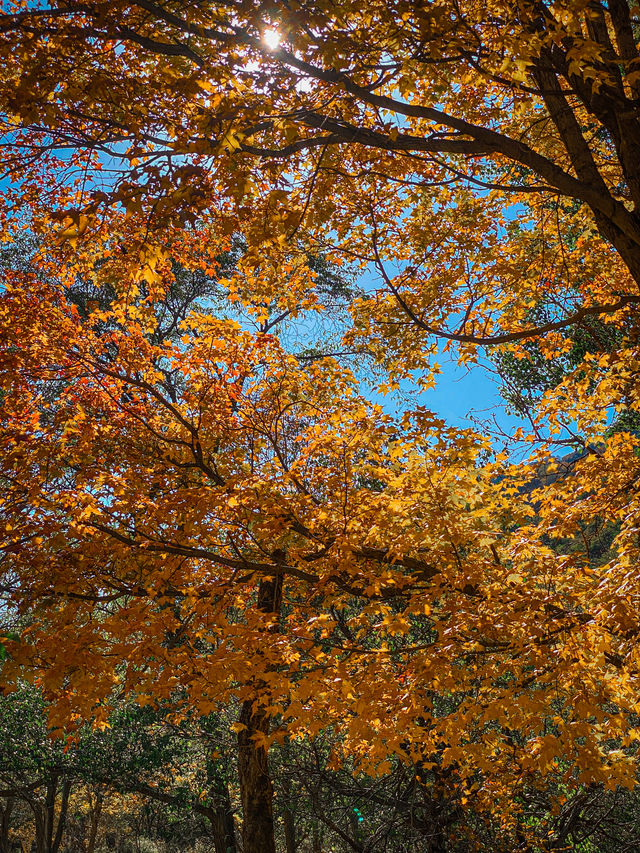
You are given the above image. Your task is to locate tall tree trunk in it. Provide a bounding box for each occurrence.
[236,574,283,853]
[237,699,275,853]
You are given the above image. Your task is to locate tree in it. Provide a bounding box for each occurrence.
[1,260,504,848]
[2,2,640,850]
[1,1,639,332]
[0,682,241,853]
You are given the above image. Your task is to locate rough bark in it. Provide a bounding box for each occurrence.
[237,698,276,853]
[236,574,283,853]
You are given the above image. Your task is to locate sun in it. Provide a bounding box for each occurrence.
[262,28,281,50]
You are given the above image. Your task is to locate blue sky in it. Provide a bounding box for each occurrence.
[348,266,524,440]
[421,354,514,425]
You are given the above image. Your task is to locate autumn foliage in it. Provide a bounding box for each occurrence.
[2,1,640,850]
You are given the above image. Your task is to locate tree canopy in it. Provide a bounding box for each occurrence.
[2,2,640,850]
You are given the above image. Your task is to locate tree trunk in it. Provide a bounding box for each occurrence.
[207,782,236,853]
[30,777,71,853]
[0,797,14,853]
[44,779,57,853]
[312,823,322,853]
[32,804,46,853]
[283,808,296,853]
[280,775,297,853]
[237,699,275,853]
[86,791,103,853]
[51,779,70,853]
[236,574,283,853]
